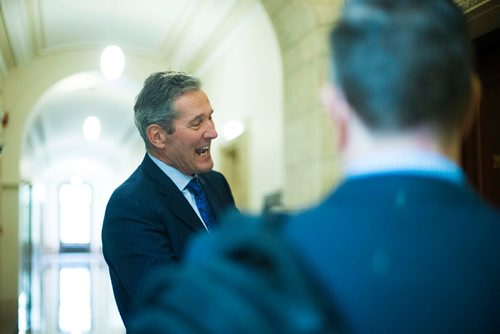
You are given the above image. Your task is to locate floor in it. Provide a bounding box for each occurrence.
[23,252,125,334]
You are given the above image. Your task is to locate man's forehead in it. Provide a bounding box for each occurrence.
[173,91,212,117]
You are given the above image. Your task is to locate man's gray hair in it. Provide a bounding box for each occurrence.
[134,71,201,150]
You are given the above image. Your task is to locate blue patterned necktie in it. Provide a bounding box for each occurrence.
[186,178,215,230]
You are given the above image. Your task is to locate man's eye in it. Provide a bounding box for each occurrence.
[191,123,201,129]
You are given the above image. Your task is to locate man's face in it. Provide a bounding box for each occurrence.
[162,89,218,175]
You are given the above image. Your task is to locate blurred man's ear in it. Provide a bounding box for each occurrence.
[321,83,350,151]
[146,124,167,149]
[320,83,336,116]
[461,73,482,138]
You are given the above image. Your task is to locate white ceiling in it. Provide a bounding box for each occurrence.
[0,0,261,180]
[1,0,255,69]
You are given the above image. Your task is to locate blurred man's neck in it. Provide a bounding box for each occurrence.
[342,123,461,170]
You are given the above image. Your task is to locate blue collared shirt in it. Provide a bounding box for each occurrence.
[344,149,465,185]
[148,153,209,231]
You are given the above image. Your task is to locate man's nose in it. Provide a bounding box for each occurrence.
[203,123,218,139]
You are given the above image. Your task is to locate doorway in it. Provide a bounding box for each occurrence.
[461,28,500,207]
[220,133,249,210]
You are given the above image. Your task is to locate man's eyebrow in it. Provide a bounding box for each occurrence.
[189,110,214,124]
[189,114,205,124]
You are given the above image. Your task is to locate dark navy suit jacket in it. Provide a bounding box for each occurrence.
[284,174,500,333]
[102,153,236,328]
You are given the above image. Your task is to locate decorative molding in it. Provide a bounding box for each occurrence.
[188,0,258,74]
[1,182,20,190]
[464,0,500,38]
[157,0,202,64]
[0,8,15,74]
[0,0,33,66]
[456,0,490,11]
[0,52,7,77]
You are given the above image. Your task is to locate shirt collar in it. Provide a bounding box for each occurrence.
[344,149,465,185]
[148,153,194,191]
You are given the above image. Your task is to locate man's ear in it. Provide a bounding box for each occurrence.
[462,73,482,137]
[146,124,167,149]
[321,83,350,150]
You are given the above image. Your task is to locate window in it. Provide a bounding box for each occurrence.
[58,266,92,333]
[58,181,92,251]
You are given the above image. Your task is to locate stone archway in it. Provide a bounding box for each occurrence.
[260,0,344,209]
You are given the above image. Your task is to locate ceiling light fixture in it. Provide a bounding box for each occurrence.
[100,45,125,80]
[83,116,101,141]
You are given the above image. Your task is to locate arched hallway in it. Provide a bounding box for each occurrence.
[1,1,291,332]
[0,0,498,332]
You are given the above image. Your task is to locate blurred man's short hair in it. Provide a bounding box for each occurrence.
[330,0,475,134]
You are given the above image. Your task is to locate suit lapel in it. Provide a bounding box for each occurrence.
[140,154,205,231]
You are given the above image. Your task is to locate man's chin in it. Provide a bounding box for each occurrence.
[195,162,214,174]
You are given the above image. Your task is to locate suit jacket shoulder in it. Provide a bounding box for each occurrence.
[284,174,500,334]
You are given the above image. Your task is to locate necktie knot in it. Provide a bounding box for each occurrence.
[187,178,203,196]
[186,178,214,230]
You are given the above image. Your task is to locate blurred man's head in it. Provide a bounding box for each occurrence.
[134,71,218,175]
[324,0,479,155]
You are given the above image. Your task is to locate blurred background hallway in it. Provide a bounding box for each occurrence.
[0,0,498,333]
[21,252,124,333]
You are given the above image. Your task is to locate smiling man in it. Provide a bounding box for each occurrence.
[102,71,237,329]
